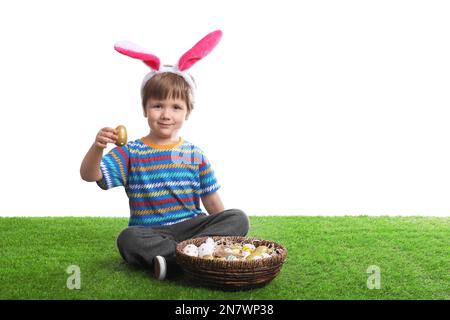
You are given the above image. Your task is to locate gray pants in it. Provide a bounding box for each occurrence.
[116,209,250,272]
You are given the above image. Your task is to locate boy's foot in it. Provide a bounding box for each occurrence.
[153,256,167,280]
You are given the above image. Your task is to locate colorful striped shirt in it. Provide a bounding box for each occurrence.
[97,137,220,227]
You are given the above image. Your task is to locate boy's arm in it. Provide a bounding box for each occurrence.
[80,143,103,182]
[201,191,225,215]
[80,127,118,182]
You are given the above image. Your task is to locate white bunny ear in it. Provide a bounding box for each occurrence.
[114,41,161,70]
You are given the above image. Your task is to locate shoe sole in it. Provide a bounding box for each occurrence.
[154,256,167,280]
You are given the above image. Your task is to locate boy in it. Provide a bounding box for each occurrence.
[80,31,249,280]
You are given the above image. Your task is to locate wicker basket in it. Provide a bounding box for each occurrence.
[175,236,287,290]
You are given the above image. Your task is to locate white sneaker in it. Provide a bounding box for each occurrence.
[153,256,167,280]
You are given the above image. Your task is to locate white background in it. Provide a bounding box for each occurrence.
[0,0,449,217]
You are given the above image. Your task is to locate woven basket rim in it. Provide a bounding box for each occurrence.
[175,236,288,270]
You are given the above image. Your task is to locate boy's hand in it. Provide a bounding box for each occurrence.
[95,127,118,149]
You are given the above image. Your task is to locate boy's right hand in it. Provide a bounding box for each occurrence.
[95,127,119,149]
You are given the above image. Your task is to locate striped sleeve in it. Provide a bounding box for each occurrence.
[96,145,129,190]
[198,151,221,196]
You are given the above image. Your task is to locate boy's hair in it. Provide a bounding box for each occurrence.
[141,69,195,114]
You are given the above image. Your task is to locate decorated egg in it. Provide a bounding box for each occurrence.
[226,255,239,261]
[231,248,241,255]
[242,243,256,252]
[231,244,242,250]
[183,244,199,257]
[245,253,262,260]
[254,245,269,254]
[224,247,233,254]
[205,237,216,248]
[198,243,214,257]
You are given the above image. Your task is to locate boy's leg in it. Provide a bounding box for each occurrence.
[116,209,249,277]
[168,208,250,242]
[116,225,178,270]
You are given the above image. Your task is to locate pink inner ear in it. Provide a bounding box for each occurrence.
[114,41,161,70]
[178,30,223,71]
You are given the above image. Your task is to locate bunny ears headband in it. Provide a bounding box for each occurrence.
[114,30,223,98]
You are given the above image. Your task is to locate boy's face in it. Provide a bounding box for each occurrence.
[144,97,190,139]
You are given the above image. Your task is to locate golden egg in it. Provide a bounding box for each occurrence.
[115,125,127,146]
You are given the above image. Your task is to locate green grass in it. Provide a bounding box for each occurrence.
[0,216,448,299]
